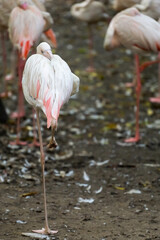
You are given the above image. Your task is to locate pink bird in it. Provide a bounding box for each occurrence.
[104,7,160,143]
[0,0,57,98]
[112,0,141,11]
[22,42,79,234]
[8,0,49,145]
[71,0,108,72]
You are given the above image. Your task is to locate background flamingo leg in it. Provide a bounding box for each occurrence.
[125,54,141,143]
[10,53,27,145]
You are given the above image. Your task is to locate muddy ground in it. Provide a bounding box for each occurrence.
[1,1,160,239]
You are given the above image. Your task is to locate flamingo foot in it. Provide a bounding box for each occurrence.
[150,97,160,103]
[125,82,135,88]
[0,91,12,98]
[10,139,27,146]
[32,228,58,235]
[124,136,140,143]
[86,66,95,73]
[11,111,25,119]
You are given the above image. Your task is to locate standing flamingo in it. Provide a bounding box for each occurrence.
[112,0,141,11]
[71,0,108,72]
[22,42,80,234]
[8,0,46,145]
[0,0,57,98]
[104,7,160,142]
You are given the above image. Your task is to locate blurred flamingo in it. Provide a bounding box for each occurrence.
[71,0,108,72]
[8,0,46,145]
[0,0,57,98]
[22,42,80,234]
[104,7,160,142]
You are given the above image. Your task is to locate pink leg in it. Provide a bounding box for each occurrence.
[86,24,95,73]
[125,57,160,88]
[32,108,58,235]
[11,54,25,119]
[150,52,160,103]
[125,54,141,143]
[10,53,26,145]
[0,32,12,98]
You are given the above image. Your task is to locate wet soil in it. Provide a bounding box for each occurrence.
[1,1,160,239]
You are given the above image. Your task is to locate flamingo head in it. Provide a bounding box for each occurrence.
[17,0,31,10]
[37,42,53,60]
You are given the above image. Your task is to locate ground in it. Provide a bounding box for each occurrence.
[0,1,160,240]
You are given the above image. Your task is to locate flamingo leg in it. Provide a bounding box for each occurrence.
[150,52,160,103]
[125,56,160,88]
[86,24,95,73]
[125,54,141,143]
[11,53,25,119]
[32,108,58,235]
[10,53,26,145]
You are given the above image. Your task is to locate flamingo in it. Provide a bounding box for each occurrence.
[22,42,80,234]
[71,0,108,72]
[8,0,46,145]
[104,7,160,142]
[0,0,57,98]
[112,0,141,11]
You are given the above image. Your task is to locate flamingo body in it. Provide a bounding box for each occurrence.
[22,42,80,128]
[71,0,107,23]
[9,3,45,59]
[104,7,160,53]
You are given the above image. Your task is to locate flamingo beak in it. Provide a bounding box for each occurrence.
[44,49,53,60]
[44,29,57,48]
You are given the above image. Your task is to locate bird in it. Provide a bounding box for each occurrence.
[8,0,47,145]
[71,0,108,72]
[104,7,160,142]
[22,42,80,234]
[112,0,141,11]
[0,0,57,98]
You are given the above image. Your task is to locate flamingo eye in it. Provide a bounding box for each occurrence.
[41,50,44,54]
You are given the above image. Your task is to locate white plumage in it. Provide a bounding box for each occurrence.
[22,42,80,128]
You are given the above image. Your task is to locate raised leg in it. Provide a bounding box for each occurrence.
[47,125,58,149]
[125,54,141,143]
[32,108,58,235]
